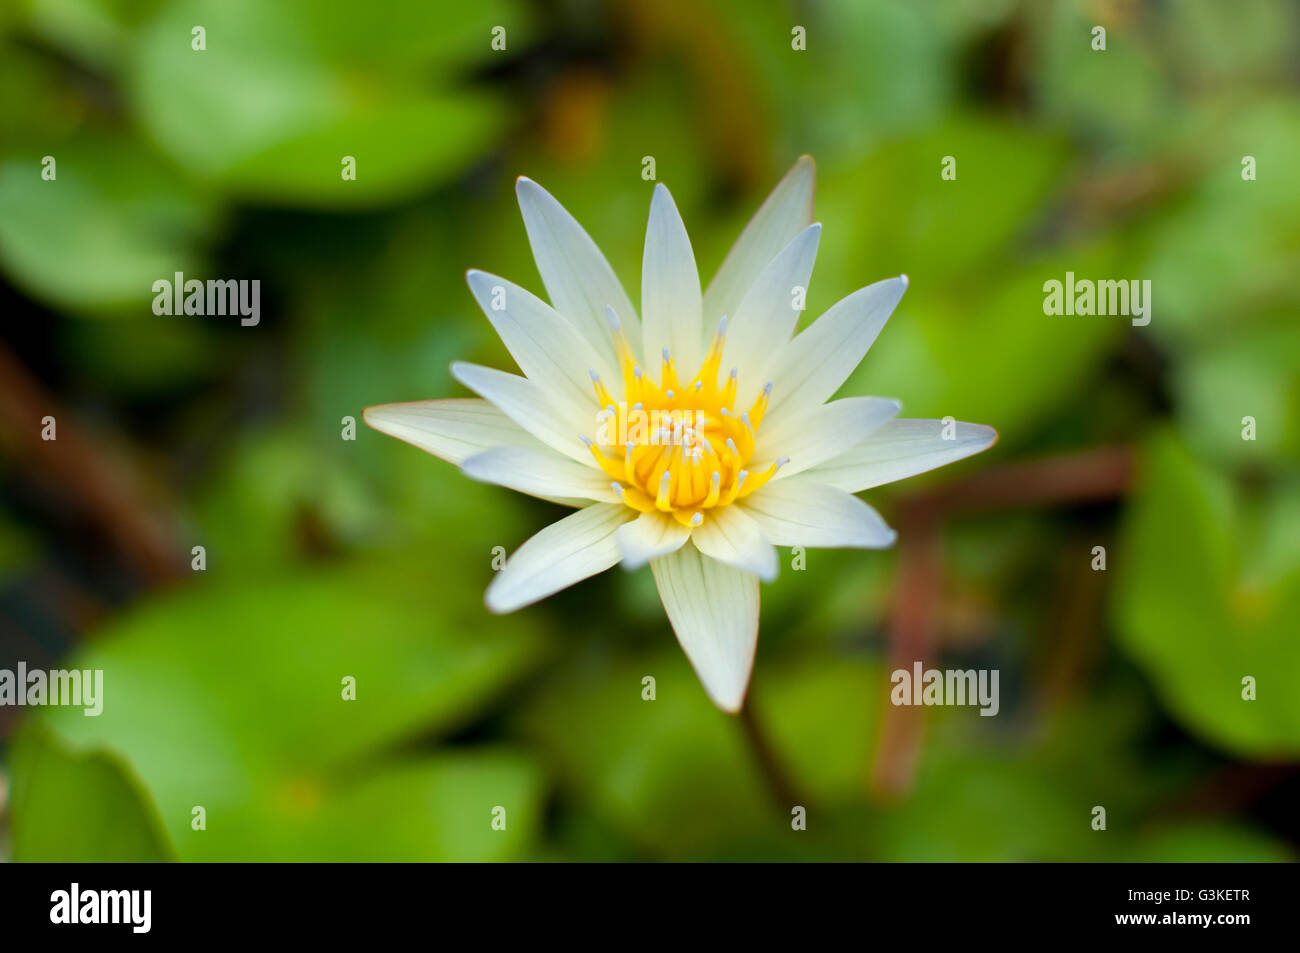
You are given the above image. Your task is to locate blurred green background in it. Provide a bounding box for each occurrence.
[1,0,1298,861]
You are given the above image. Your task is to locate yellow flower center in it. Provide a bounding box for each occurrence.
[584,314,785,528]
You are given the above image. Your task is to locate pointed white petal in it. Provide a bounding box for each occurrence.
[466,270,615,403]
[451,362,595,465]
[462,445,620,503]
[806,418,998,493]
[641,183,704,375]
[615,510,691,569]
[516,176,640,367]
[362,398,543,466]
[650,545,760,713]
[486,503,632,613]
[762,276,908,425]
[725,224,821,402]
[704,155,815,326]
[753,396,901,478]
[740,476,896,549]
[690,504,778,581]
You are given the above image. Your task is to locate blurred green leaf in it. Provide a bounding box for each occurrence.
[1144,102,1300,341]
[129,0,528,207]
[815,117,1070,293]
[1175,318,1300,469]
[10,721,176,861]
[1122,820,1294,862]
[17,0,170,72]
[1030,1,1167,149]
[521,649,885,857]
[18,561,550,859]
[0,137,217,313]
[880,752,1089,861]
[1114,431,1300,756]
[846,243,1120,441]
[170,749,543,862]
[193,427,387,575]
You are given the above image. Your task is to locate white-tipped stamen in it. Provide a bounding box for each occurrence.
[655,470,673,509]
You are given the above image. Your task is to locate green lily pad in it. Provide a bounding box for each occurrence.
[0,137,217,313]
[9,721,176,862]
[1114,431,1300,756]
[129,0,528,207]
[13,561,550,860]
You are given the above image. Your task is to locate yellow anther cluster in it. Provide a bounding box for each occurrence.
[586,313,784,528]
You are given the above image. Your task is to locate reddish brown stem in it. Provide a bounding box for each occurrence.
[869,445,1136,797]
[0,343,185,586]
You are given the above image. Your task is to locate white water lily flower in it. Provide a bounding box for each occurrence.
[364,157,996,713]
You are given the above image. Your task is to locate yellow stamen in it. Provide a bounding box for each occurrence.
[654,471,674,511]
[736,457,786,498]
[660,347,680,394]
[613,482,656,513]
[748,382,772,430]
[575,321,796,525]
[589,370,618,410]
[585,438,626,481]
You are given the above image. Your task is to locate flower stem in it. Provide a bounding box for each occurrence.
[738,697,804,812]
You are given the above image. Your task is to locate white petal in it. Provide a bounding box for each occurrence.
[362,398,543,466]
[704,155,815,326]
[451,362,595,465]
[740,476,896,549]
[466,270,615,403]
[763,276,908,426]
[641,184,704,376]
[690,505,777,581]
[753,396,901,478]
[725,224,821,405]
[615,510,690,569]
[486,503,632,613]
[462,445,620,503]
[806,418,998,493]
[516,176,640,367]
[650,545,760,713]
